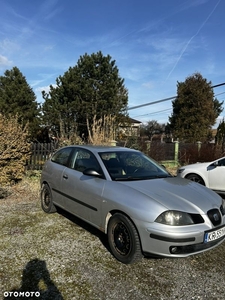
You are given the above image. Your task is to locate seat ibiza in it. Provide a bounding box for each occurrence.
[40,145,225,264]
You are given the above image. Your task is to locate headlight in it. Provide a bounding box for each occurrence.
[221,198,225,215]
[155,210,194,226]
[177,168,185,174]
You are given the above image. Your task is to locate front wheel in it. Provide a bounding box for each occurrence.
[186,174,205,186]
[107,213,143,264]
[41,184,57,213]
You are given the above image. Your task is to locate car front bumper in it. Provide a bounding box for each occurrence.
[135,219,225,257]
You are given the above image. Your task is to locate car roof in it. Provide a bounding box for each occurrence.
[62,145,139,153]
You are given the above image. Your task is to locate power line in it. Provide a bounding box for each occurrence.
[128,96,176,111]
[134,108,171,118]
[127,82,225,111]
[212,83,225,88]
[133,91,225,118]
[215,91,225,96]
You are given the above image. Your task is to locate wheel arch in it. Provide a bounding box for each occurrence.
[41,180,49,188]
[184,172,207,186]
[104,210,143,251]
[41,180,49,186]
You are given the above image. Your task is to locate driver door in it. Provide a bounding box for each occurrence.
[60,148,106,229]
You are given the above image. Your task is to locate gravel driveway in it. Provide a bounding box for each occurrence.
[0,178,225,300]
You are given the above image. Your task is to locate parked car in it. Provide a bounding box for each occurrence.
[40,146,225,264]
[177,157,225,194]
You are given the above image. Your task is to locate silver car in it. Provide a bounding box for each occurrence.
[40,145,225,264]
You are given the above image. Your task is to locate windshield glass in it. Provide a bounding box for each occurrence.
[99,151,171,181]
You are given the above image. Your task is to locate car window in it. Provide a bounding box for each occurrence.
[122,153,157,170]
[218,158,225,166]
[51,147,73,166]
[71,149,103,174]
[100,151,170,181]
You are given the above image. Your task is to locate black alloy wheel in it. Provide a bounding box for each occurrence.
[186,174,205,186]
[41,184,57,213]
[107,213,142,264]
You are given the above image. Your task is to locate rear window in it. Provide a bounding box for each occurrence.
[51,147,73,166]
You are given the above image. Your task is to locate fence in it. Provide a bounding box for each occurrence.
[26,141,224,170]
[146,141,224,167]
[26,143,58,170]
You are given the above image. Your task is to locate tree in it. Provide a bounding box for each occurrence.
[169,73,223,142]
[41,73,80,142]
[215,119,225,153]
[140,120,165,141]
[0,67,40,138]
[42,51,128,144]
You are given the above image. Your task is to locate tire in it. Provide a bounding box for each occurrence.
[186,174,205,186]
[41,184,57,213]
[107,213,143,264]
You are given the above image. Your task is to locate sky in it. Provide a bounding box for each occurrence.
[0,0,224,127]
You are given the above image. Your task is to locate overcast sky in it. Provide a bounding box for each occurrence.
[0,0,224,126]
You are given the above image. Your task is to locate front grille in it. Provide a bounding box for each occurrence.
[207,209,221,226]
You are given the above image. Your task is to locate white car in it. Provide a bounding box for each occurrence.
[177,157,225,194]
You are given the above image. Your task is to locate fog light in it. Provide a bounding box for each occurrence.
[170,246,178,253]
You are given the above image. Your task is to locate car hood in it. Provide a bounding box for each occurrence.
[180,162,210,170]
[120,177,221,213]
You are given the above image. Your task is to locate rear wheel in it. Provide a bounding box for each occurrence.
[41,184,57,213]
[186,174,205,186]
[107,213,143,264]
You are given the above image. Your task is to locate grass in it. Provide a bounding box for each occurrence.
[1,173,225,299]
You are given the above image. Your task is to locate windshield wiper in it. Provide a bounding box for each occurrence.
[114,176,143,181]
[114,174,172,181]
[155,174,172,178]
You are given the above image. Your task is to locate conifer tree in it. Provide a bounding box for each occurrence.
[0,66,40,138]
[169,73,223,142]
[42,51,128,143]
[216,118,225,153]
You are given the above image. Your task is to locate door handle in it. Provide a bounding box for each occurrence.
[63,174,68,179]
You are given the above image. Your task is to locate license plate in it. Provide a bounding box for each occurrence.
[204,226,225,243]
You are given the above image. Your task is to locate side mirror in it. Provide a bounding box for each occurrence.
[83,168,103,178]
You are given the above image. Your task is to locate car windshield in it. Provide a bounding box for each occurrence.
[99,151,171,181]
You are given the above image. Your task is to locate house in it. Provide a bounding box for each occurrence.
[118,117,142,137]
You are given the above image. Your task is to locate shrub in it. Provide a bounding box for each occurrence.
[87,115,116,145]
[0,114,31,185]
